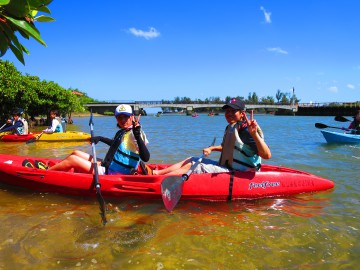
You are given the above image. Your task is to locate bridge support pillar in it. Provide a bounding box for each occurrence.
[186,106,194,116]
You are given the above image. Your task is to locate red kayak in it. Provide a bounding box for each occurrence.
[0,154,334,201]
[0,133,35,142]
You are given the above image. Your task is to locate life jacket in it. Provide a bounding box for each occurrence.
[19,117,28,135]
[45,118,63,133]
[349,120,360,134]
[12,119,24,135]
[101,129,141,174]
[219,122,262,171]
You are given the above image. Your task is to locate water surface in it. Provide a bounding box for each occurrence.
[0,114,358,269]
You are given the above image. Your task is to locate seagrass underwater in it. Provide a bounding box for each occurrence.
[0,115,358,269]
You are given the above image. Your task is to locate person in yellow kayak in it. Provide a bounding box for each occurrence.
[153,98,271,175]
[0,109,28,135]
[24,104,151,174]
[43,110,64,133]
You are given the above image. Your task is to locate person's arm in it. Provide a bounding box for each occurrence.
[132,125,150,162]
[90,136,113,146]
[243,111,271,159]
[0,121,22,133]
[250,128,271,159]
[203,145,222,156]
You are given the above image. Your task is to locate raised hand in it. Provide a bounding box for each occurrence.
[132,114,142,138]
[242,110,258,136]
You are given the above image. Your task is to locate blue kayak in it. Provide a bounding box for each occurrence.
[320,130,360,143]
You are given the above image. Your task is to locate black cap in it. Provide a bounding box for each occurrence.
[222,98,245,111]
[11,108,23,116]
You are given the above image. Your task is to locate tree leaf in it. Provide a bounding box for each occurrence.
[0,21,23,52]
[4,15,47,46]
[34,15,55,22]
[37,5,51,14]
[0,0,11,6]
[0,31,9,56]
[9,43,25,65]
[2,0,29,17]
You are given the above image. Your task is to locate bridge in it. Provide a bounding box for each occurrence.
[84,101,298,115]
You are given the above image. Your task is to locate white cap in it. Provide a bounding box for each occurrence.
[115,104,133,116]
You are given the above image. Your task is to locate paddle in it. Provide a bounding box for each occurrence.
[315,123,356,132]
[0,123,6,131]
[334,116,351,122]
[89,110,107,225]
[161,137,216,212]
[26,132,44,144]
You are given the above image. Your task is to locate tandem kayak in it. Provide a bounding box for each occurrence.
[0,131,90,142]
[0,154,334,201]
[320,130,360,143]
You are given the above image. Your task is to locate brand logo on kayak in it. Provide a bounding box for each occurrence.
[248,181,280,190]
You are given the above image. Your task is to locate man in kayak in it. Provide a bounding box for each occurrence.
[43,110,64,133]
[348,110,360,134]
[0,109,28,135]
[153,98,271,175]
[27,104,150,175]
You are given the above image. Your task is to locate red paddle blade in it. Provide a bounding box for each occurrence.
[161,176,184,212]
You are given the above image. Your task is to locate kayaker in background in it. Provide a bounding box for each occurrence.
[27,104,150,174]
[348,110,360,134]
[43,110,64,133]
[0,109,28,135]
[153,98,271,175]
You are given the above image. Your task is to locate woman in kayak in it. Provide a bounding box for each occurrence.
[348,110,360,134]
[28,104,150,175]
[43,110,64,133]
[153,98,271,175]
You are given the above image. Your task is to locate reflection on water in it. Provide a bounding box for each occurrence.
[0,115,359,269]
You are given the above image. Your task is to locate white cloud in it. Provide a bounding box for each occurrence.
[129,27,160,40]
[347,84,355,89]
[267,47,288,55]
[328,86,338,93]
[260,6,272,24]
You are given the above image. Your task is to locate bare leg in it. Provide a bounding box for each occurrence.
[153,157,193,175]
[71,150,93,161]
[49,154,94,173]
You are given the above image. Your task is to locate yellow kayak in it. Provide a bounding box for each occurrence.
[1,131,90,142]
[38,131,91,142]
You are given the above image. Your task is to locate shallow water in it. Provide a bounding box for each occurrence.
[0,115,359,269]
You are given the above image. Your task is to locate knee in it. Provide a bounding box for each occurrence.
[71,150,83,156]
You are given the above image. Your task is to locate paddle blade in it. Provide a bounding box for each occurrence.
[161,176,184,212]
[335,116,351,122]
[96,188,107,225]
[26,137,36,144]
[315,123,327,129]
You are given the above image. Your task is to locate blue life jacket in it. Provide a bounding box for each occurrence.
[101,129,140,174]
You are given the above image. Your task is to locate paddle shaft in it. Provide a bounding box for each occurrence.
[0,123,6,131]
[315,123,356,132]
[25,131,44,144]
[182,136,217,180]
[89,110,107,225]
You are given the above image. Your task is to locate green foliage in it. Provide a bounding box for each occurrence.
[0,59,93,122]
[0,0,55,65]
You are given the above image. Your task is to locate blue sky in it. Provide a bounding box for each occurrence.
[2,0,360,104]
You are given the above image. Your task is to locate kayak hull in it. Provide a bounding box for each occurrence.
[0,133,35,142]
[0,131,90,142]
[320,130,360,143]
[0,154,334,201]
